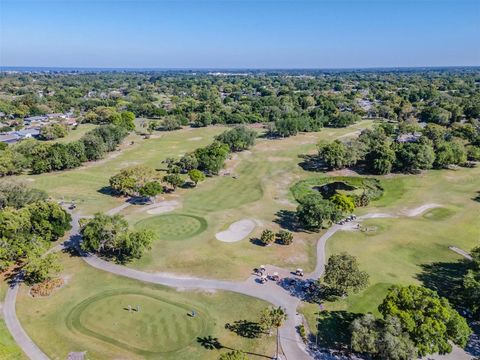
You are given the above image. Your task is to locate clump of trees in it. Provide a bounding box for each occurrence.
[0,199,71,280]
[351,285,472,358]
[39,123,68,140]
[81,213,154,263]
[296,196,342,230]
[109,165,159,196]
[315,122,478,175]
[0,124,128,176]
[83,107,135,131]
[0,181,47,209]
[214,126,257,152]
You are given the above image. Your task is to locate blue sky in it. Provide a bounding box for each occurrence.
[1,0,479,68]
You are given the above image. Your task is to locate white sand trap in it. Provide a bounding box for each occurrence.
[403,203,442,217]
[216,219,257,242]
[188,137,202,141]
[146,200,181,215]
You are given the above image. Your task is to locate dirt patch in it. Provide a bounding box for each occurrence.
[216,219,257,242]
[145,200,182,215]
[188,137,203,141]
[402,203,442,217]
[29,277,66,297]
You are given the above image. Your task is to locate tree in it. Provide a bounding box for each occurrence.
[27,201,72,242]
[378,285,472,356]
[277,230,293,245]
[109,165,156,196]
[218,351,249,360]
[178,153,199,172]
[23,252,61,285]
[377,316,417,360]
[81,213,154,262]
[434,141,467,168]
[259,229,275,246]
[215,126,257,152]
[394,142,435,173]
[330,194,355,214]
[0,181,47,209]
[275,117,299,137]
[259,306,287,359]
[351,313,380,355]
[113,111,135,131]
[39,123,68,140]
[463,246,480,317]
[139,181,163,202]
[194,141,230,175]
[329,112,360,128]
[188,169,205,186]
[322,252,369,296]
[350,314,417,360]
[296,196,341,230]
[317,140,357,170]
[163,173,183,191]
[161,116,182,131]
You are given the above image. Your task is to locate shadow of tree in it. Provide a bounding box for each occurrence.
[197,336,222,350]
[473,191,480,203]
[416,260,470,309]
[225,320,263,338]
[273,209,298,232]
[298,154,327,172]
[316,311,360,350]
[97,186,116,196]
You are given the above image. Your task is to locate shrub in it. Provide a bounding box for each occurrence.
[259,229,275,246]
[277,230,293,245]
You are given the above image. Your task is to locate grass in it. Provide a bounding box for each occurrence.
[0,321,25,360]
[16,126,227,215]
[66,289,209,356]
[16,254,275,360]
[301,165,480,336]
[135,214,208,241]
[50,124,99,144]
[123,121,374,279]
[0,280,26,360]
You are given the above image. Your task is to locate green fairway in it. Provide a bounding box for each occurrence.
[301,166,480,334]
[16,255,275,360]
[124,121,374,279]
[135,214,208,241]
[67,290,209,356]
[16,126,227,215]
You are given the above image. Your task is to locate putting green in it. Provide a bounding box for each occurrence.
[135,214,207,241]
[66,290,211,356]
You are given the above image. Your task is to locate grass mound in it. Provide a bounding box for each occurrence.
[291,176,383,204]
[135,214,208,241]
[65,289,211,356]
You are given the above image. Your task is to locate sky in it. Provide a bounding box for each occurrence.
[0,0,479,69]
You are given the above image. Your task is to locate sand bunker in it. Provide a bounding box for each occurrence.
[188,137,203,141]
[215,219,257,242]
[146,200,182,215]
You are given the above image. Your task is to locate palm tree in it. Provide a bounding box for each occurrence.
[259,306,287,359]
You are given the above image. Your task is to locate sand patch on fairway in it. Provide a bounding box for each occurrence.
[188,137,202,141]
[216,219,257,242]
[145,200,182,215]
[403,203,442,217]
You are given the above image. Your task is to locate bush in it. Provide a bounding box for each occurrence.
[277,230,293,245]
[259,229,275,246]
